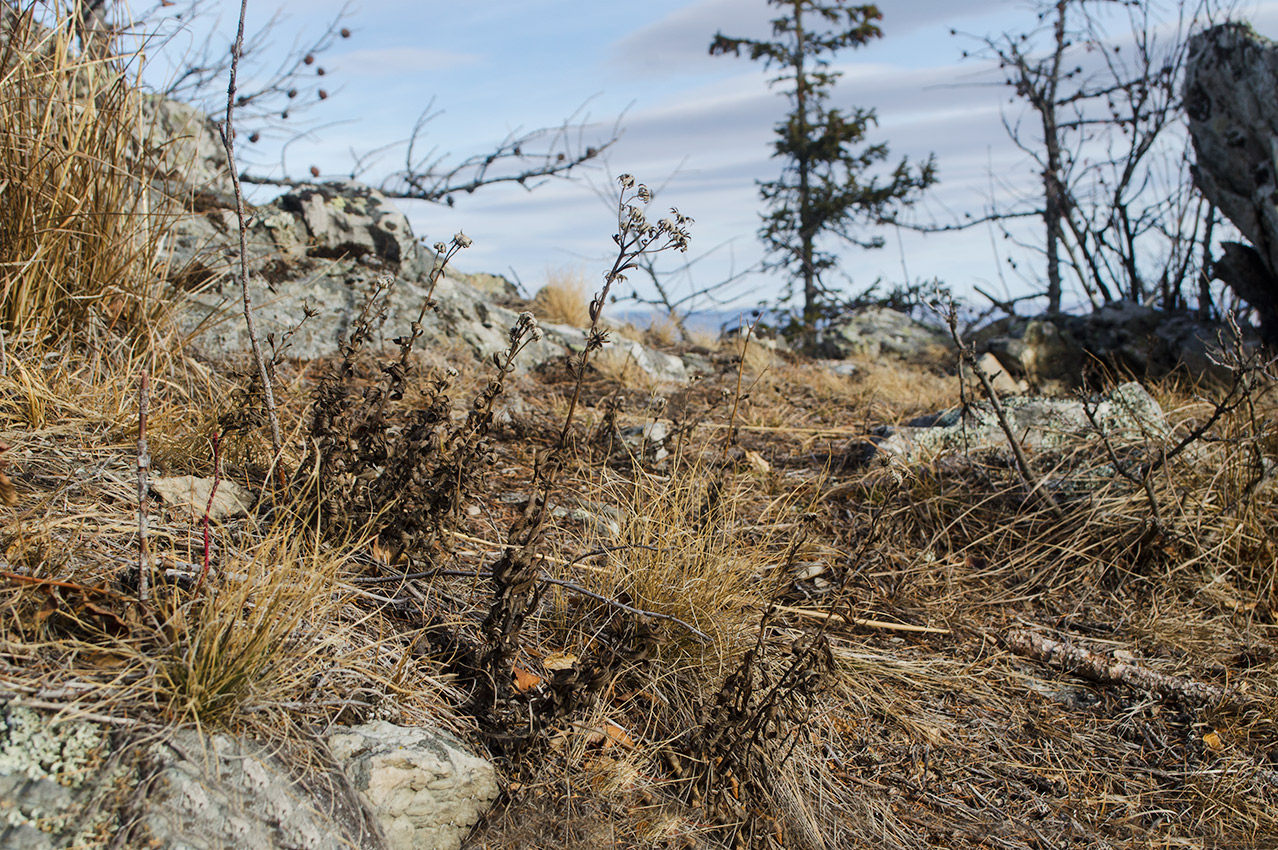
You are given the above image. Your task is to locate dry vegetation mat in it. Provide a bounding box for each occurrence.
[1,8,1277,849]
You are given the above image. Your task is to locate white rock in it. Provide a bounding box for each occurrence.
[326,721,498,850]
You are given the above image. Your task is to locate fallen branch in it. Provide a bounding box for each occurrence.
[427,568,712,643]
[771,604,951,635]
[136,371,151,604]
[1005,629,1230,707]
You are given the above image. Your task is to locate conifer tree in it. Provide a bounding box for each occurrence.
[711,2,936,334]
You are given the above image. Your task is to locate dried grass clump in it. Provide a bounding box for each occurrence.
[157,521,348,725]
[0,6,177,343]
[576,464,787,668]
[531,268,591,327]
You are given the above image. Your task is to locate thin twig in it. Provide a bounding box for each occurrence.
[431,569,711,642]
[222,0,283,459]
[770,604,951,635]
[194,432,222,594]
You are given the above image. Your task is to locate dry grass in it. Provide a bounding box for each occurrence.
[1,11,1276,848]
[0,7,179,344]
[531,268,592,327]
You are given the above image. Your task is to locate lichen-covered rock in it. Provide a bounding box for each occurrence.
[141,729,384,850]
[166,177,694,384]
[271,181,429,278]
[872,381,1168,464]
[818,307,953,362]
[983,302,1257,390]
[326,721,499,850]
[137,97,234,202]
[0,705,114,850]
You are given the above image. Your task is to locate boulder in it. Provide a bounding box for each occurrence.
[0,706,499,850]
[137,97,234,203]
[326,721,499,850]
[872,381,1169,464]
[0,705,116,850]
[140,728,384,850]
[983,302,1258,390]
[817,307,952,362]
[1184,23,1278,347]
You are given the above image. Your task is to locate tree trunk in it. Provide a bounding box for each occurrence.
[794,2,817,331]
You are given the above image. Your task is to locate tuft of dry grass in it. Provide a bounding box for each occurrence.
[156,516,347,726]
[531,268,592,327]
[0,7,179,345]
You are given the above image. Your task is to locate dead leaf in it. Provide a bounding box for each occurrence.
[1204,730,1224,751]
[745,450,771,474]
[513,666,542,692]
[602,721,637,750]
[542,651,578,671]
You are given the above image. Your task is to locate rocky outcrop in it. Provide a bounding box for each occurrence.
[871,382,1168,465]
[816,307,952,362]
[137,96,235,204]
[164,176,693,382]
[147,99,693,383]
[982,302,1256,390]
[0,705,496,850]
[1184,22,1278,347]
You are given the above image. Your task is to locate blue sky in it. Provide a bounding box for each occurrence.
[147,0,1278,318]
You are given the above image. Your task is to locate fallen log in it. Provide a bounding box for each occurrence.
[1005,629,1230,707]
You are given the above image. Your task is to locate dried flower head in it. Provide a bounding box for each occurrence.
[618,174,635,189]
[453,232,473,249]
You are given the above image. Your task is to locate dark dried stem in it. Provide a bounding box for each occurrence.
[944,301,1063,519]
[222,0,283,459]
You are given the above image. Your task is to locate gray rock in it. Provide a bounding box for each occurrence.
[817,307,952,361]
[0,705,114,850]
[141,729,384,850]
[983,302,1258,389]
[326,721,498,850]
[0,707,497,850]
[136,97,234,202]
[874,381,1168,463]
[271,181,430,279]
[162,170,688,384]
[620,421,671,463]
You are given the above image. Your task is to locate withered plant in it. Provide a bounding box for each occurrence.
[474,174,693,743]
[300,233,547,567]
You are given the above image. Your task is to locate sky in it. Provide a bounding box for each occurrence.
[142,0,1278,321]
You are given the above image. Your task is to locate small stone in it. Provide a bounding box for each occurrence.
[152,476,254,521]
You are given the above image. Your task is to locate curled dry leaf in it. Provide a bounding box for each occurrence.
[512,666,542,692]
